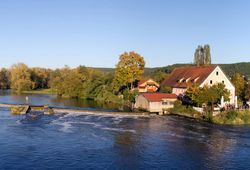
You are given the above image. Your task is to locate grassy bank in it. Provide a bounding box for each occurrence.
[169,101,202,119]
[212,110,250,125]
[22,89,57,95]
[169,101,250,125]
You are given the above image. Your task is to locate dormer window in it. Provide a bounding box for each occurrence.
[186,77,191,82]
[179,78,184,83]
[194,77,199,83]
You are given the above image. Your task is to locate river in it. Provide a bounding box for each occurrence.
[0,92,250,169]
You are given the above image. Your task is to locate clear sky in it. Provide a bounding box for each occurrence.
[0,0,250,68]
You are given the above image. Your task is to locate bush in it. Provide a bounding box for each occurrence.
[212,110,250,124]
[204,112,213,122]
[226,111,239,121]
[169,100,201,118]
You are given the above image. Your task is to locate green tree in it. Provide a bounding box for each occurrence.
[50,67,85,98]
[204,44,211,65]
[185,84,201,105]
[10,63,34,92]
[194,47,201,67]
[246,87,250,101]
[186,83,230,109]
[112,51,145,91]
[0,68,10,89]
[194,45,211,66]
[160,86,172,93]
[30,67,51,89]
[231,73,245,101]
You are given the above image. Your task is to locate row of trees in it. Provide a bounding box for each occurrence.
[185,83,230,109]
[0,63,51,92]
[0,51,146,103]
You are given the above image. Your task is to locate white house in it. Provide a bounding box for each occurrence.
[162,65,236,104]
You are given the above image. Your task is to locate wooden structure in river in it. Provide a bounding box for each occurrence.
[0,104,54,115]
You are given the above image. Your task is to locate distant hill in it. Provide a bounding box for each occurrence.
[145,62,250,78]
[91,62,250,78]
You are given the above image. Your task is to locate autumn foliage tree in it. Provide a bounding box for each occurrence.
[112,51,145,92]
[0,68,10,89]
[10,63,34,92]
[231,73,245,101]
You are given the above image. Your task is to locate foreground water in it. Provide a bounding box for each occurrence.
[1,93,250,169]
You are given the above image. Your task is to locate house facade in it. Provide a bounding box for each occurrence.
[134,93,177,113]
[162,65,236,104]
[137,79,160,93]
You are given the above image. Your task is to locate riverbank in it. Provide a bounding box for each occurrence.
[169,105,250,125]
[21,88,125,106]
[21,89,57,95]
[212,110,250,125]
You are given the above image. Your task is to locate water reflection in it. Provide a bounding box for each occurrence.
[1,93,250,169]
[0,90,122,110]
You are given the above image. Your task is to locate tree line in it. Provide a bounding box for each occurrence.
[0,51,145,103]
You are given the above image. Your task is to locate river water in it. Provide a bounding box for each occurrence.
[1,93,250,169]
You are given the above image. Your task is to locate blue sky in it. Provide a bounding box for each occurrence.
[0,0,250,68]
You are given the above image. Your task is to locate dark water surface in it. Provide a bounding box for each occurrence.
[1,93,250,170]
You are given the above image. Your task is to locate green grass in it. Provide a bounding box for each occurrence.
[212,110,250,124]
[169,101,202,119]
[22,89,57,95]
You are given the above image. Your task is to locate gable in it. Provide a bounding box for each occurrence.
[139,79,159,88]
[200,66,235,89]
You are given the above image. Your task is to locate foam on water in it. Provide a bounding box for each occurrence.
[51,112,137,134]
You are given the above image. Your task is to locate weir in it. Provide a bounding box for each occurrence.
[0,104,54,115]
[0,103,150,116]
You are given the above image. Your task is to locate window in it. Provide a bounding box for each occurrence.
[210,80,213,84]
[222,80,225,84]
[216,71,219,76]
[162,102,168,105]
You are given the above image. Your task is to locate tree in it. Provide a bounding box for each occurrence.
[194,44,211,66]
[10,63,34,92]
[112,51,145,91]
[185,83,230,109]
[231,73,245,101]
[50,67,85,98]
[246,87,250,101]
[30,67,51,89]
[194,48,201,67]
[204,44,211,65]
[0,68,10,89]
[185,84,201,105]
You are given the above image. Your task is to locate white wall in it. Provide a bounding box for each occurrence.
[149,99,176,112]
[200,66,235,104]
[173,88,186,95]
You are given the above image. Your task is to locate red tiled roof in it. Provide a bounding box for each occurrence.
[138,79,148,86]
[162,65,218,88]
[138,79,160,88]
[142,93,177,102]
